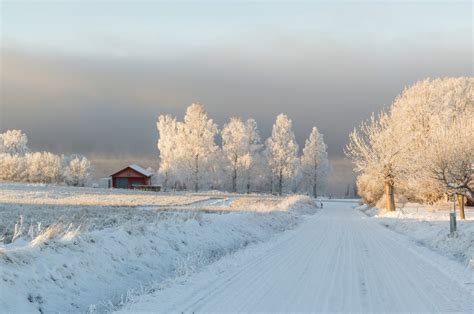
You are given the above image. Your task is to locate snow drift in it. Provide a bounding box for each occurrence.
[358,203,474,267]
[0,189,317,313]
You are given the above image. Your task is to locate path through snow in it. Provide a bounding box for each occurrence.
[121,201,473,313]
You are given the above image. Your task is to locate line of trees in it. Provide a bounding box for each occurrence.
[157,103,329,196]
[0,130,93,186]
[346,77,473,218]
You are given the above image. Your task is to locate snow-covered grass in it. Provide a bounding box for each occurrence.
[0,182,212,207]
[358,202,474,267]
[0,182,318,313]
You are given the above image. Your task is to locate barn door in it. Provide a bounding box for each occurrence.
[116,178,128,189]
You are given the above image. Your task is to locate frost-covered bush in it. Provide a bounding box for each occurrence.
[356,172,383,206]
[63,155,93,187]
[0,153,27,181]
[0,129,94,185]
[26,152,62,183]
[0,130,29,155]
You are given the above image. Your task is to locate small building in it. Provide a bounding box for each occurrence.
[99,177,112,189]
[111,164,153,189]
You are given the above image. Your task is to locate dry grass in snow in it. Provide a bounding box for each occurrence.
[0,182,318,313]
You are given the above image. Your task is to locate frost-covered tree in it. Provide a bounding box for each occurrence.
[300,127,329,198]
[0,130,29,155]
[222,117,248,192]
[177,103,218,192]
[347,77,473,210]
[157,114,179,190]
[221,117,262,192]
[241,119,262,193]
[26,152,62,183]
[346,111,410,211]
[63,155,92,186]
[267,114,299,195]
[426,117,473,219]
[390,77,473,203]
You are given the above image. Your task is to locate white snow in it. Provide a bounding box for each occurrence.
[0,183,317,313]
[2,183,473,313]
[358,202,474,267]
[119,200,473,313]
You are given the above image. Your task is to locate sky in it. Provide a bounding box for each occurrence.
[0,1,472,163]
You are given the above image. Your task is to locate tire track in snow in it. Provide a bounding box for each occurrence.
[121,201,473,313]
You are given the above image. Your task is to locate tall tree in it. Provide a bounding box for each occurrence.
[157,114,178,191]
[300,127,329,198]
[267,114,299,195]
[221,117,248,192]
[346,111,409,211]
[178,103,218,192]
[242,119,262,193]
[347,77,473,210]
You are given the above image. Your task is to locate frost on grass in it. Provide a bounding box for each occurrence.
[0,183,317,313]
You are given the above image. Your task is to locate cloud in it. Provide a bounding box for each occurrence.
[1,35,471,160]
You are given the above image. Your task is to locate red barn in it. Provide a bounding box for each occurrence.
[111,164,152,189]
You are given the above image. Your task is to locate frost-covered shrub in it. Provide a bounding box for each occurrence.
[0,153,27,181]
[0,129,94,185]
[63,155,92,186]
[356,173,384,206]
[0,130,29,155]
[26,152,62,183]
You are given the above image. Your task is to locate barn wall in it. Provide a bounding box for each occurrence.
[111,167,151,189]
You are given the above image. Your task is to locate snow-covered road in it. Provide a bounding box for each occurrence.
[122,201,473,313]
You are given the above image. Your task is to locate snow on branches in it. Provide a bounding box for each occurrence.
[300,127,330,198]
[0,130,93,185]
[346,77,473,211]
[267,114,299,195]
[157,105,329,195]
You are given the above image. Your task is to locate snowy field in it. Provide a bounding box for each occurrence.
[0,183,318,313]
[358,203,474,267]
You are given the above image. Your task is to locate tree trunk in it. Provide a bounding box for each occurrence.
[194,154,199,192]
[313,166,318,198]
[232,168,237,193]
[384,180,395,211]
[458,194,465,220]
[269,175,273,194]
[278,169,283,196]
[163,172,168,192]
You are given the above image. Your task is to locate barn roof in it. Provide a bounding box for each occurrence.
[110,164,153,177]
[129,164,153,177]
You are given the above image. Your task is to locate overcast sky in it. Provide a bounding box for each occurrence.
[1,1,472,160]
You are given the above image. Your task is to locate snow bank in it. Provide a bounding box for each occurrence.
[0,190,317,313]
[357,203,474,267]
